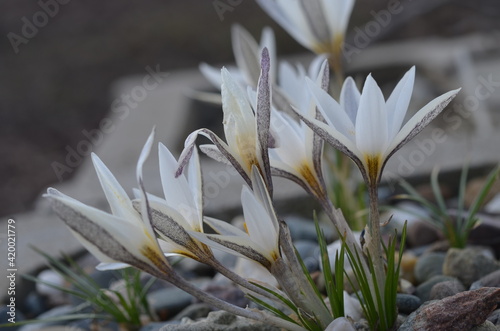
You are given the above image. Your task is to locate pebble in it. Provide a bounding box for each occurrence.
[399,287,500,331]
[295,240,320,272]
[160,310,281,330]
[147,279,210,320]
[407,220,442,248]
[325,317,356,331]
[414,275,458,302]
[284,215,335,242]
[35,269,67,305]
[18,305,76,331]
[442,247,500,287]
[470,269,500,290]
[414,252,446,284]
[171,303,212,321]
[470,321,498,331]
[429,279,466,300]
[487,309,500,326]
[399,252,418,285]
[0,305,24,330]
[396,294,421,314]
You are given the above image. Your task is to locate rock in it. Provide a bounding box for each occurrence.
[414,252,446,284]
[343,291,363,321]
[465,175,500,209]
[201,282,248,308]
[0,305,24,330]
[414,275,458,302]
[396,294,422,314]
[470,321,498,331]
[468,215,500,257]
[400,252,418,285]
[487,309,500,325]
[141,322,171,331]
[325,317,356,331]
[284,215,335,242]
[294,240,320,272]
[70,269,121,306]
[148,279,210,320]
[171,303,212,321]
[159,310,281,330]
[429,279,466,300]
[443,247,500,287]
[23,292,49,318]
[35,269,67,305]
[485,192,500,213]
[407,220,442,248]
[18,305,76,331]
[399,287,500,331]
[471,269,500,290]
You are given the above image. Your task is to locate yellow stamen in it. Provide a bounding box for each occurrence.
[364,154,382,185]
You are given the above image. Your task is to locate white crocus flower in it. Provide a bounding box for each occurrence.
[268,58,329,200]
[296,66,461,185]
[178,48,272,193]
[44,131,171,278]
[256,0,354,56]
[191,168,280,270]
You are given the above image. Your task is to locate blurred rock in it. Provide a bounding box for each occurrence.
[470,269,500,290]
[470,321,498,331]
[414,252,446,284]
[295,240,320,272]
[325,317,356,331]
[159,310,281,331]
[171,303,212,322]
[487,309,500,326]
[407,220,442,248]
[399,288,500,331]
[415,275,458,302]
[443,247,500,287]
[429,279,466,300]
[396,294,422,315]
[465,175,500,208]
[400,252,418,284]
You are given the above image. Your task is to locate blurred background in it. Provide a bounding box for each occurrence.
[1,0,500,218]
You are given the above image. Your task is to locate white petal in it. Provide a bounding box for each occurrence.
[136,129,158,238]
[386,66,415,140]
[199,63,222,89]
[96,262,130,271]
[260,27,277,84]
[307,78,355,142]
[241,186,278,256]
[355,74,388,156]
[231,24,261,86]
[340,76,360,124]
[91,154,136,220]
[159,143,198,226]
[322,0,355,36]
[256,0,315,50]
[204,217,248,237]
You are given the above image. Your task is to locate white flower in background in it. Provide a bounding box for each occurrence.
[295,66,461,185]
[191,167,280,270]
[256,0,355,56]
[44,131,171,277]
[200,24,277,92]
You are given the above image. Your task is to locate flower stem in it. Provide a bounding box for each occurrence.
[367,183,385,299]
